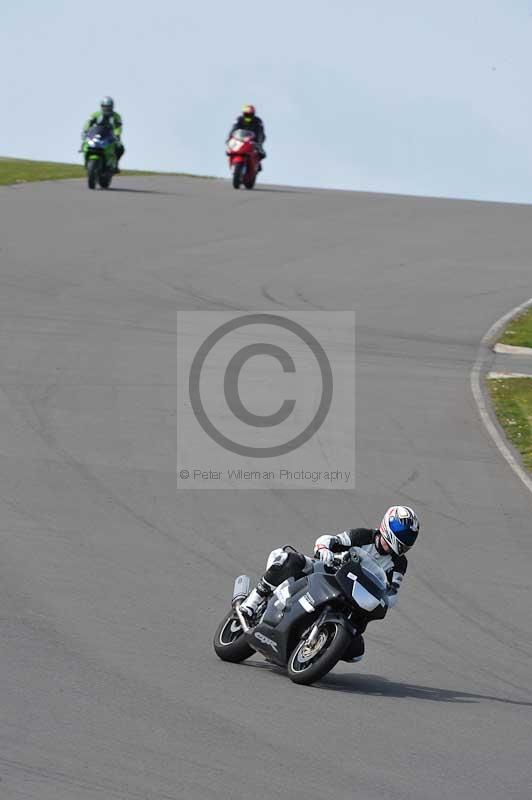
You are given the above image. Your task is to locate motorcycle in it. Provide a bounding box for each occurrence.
[82,123,117,190]
[213,547,389,685]
[226,128,260,190]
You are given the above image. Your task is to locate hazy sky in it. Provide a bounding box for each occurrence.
[2,1,532,201]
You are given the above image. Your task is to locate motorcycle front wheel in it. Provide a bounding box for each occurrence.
[232,162,245,189]
[99,170,113,189]
[87,159,99,189]
[213,610,254,663]
[243,172,256,190]
[287,620,350,685]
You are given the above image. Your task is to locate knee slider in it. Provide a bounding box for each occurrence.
[266,548,288,570]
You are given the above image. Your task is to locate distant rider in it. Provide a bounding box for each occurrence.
[82,96,124,172]
[239,506,420,662]
[227,104,266,169]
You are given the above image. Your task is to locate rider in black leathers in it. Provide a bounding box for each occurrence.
[227,104,266,168]
[238,506,420,662]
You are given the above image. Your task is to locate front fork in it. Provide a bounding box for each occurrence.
[85,153,100,169]
[305,608,329,646]
[305,607,358,646]
[233,602,250,633]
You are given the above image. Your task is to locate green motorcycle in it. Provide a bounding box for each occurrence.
[82,123,117,189]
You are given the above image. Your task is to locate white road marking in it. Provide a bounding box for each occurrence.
[494,343,532,355]
[488,372,532,379]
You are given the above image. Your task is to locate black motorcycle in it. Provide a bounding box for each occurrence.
[213,547,389,685]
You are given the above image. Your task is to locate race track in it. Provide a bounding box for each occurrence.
[1,176,531,800]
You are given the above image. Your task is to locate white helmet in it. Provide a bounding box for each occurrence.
[379,506,419,555]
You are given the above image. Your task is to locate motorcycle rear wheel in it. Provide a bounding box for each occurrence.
[213,610,254,663]
[87,160,98,190]
[232,162,245,189]
[287,621,350,685]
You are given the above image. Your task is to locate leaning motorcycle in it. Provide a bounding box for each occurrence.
[226,129,260,190]
[213,547,389,685]
[82,123,117,190]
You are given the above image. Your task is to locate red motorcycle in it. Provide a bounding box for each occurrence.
[226,129,260,190]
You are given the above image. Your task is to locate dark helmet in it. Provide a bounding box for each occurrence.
[242,104,256,122]
[100,96,114,117]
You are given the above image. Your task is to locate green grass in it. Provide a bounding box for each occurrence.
[488,377,532,471]
[0,156,208,186]
[499,307,532,348]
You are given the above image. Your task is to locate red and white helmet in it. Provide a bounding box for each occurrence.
[379,506,420,555]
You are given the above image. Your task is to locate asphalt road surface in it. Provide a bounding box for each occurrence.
[1,176,531,800]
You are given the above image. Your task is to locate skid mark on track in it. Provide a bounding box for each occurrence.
[1,383,234,577]
[415,571,532,661]
[0,756,179,800]
[260,283,291,308]
[395,468,420,492]
[432,477,462,512]
[294,288,326,310]
[398,606,530,696]
[150,272,243,311]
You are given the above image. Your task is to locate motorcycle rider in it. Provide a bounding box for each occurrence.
[238,506,420,662]
[82,96,124,172]
[227,104,266,169]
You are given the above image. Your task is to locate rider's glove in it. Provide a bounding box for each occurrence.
[385,585,399,609]
[315,546,334,567]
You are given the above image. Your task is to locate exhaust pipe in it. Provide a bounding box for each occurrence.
[232,575,251,632]
[232,575,251,606]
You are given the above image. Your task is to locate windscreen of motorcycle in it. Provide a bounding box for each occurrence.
[335,559,387,612]
[351,579,382,612]
[87,124,114,143]
[232,129,255,141]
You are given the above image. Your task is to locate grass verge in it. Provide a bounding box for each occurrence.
[0,156,208,186]
[499,307,532,349]
[488,377,532,472]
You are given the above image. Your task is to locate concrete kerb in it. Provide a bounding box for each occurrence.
[470,296,532,496]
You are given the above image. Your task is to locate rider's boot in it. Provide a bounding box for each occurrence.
[114,142,124,173]
[239,577,274,619]
[342,633,365,663]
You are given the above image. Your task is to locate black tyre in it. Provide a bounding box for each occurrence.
[98,171,112,189]
[243,173,256,190]
[213,611,254,663]
[87,160,98,189]
[232,162,245,189]
[287,620,350,685]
